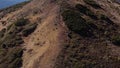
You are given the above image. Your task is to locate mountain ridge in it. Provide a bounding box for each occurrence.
[0,0,120,68]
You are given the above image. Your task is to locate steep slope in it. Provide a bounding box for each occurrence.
[56,0,120,68]
[0,0,68,68]
[0,0,120,68]
[22,3,67,68]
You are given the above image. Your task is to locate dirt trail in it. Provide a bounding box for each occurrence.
[0,0,120,68]
[0,0,67,68]
[22,3,67,68]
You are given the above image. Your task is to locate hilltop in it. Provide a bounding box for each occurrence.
[0,0,120,68]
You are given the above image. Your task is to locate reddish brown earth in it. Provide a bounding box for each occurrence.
[0,0,120,68]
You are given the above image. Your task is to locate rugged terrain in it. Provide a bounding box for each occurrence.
[0,0,120,68]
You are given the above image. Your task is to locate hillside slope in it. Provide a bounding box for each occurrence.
[0,0,120,68]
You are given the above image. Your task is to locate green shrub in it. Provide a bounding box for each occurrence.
[62,9,94,37]
[0,48,23,68]
[0,18,37,48]
[7,24,13,31]
[112,36,120,45]
[0,20,25,48]
[0,49,6,57]
[100,14,114,24]
[86,20,98,29]
[14,18,29,26]
[75,4,89,14]
[0,18,36,68]
[62,9,86,31]
[22,23,37,36]
[0,28,6,38]
[83,0,101,9]
[0,32,24,48]
[75,4,98,20]
[8,58,22,68]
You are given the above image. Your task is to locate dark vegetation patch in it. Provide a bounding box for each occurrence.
[62,9,94,37]
[57,2,120,68]
[0,28,6,38]
[22,23,37,37]
[75,4,98,20]
[0,48,23,68]
[56,32,120,68]
[14,18,29,26]
[62,3,118,39]
[112,35,120,46]
[0,18,37,68]
[99,14,114,25]
[83,0,101,9]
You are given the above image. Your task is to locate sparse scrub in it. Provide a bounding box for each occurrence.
[83,0,101,9]
[0,48,23,68]
[7,24,13,31]
[0,18,37,48]
[22,23,37,36]
[100,14,114,24]
[58,2,120,68]
[75,4,98,20]
[62,8,94,37]
[14,18,29,26]
[112,35,120,45]
[0,28,6,38]
[0,18,37,68]
[8,58,22,68]
[1,34,23,48]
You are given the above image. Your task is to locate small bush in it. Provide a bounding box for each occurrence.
[1,48,23,68]
[22,23,37,36]
[62,9,86,31]
[75,4,98,20]
[75,4,89,14]
[7,24,13,31]
[14,18,29,26]
[83,0,101,9]
[0,20,25,48]
[100,14,114,25]
[112,36,120,46]
[8,58,22,68]
[0,33,24,48]
[0,28,6,38]
[12,48,23,58]
[0,18,37,48]
[62,9,94,37]
[0,17,36,68]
